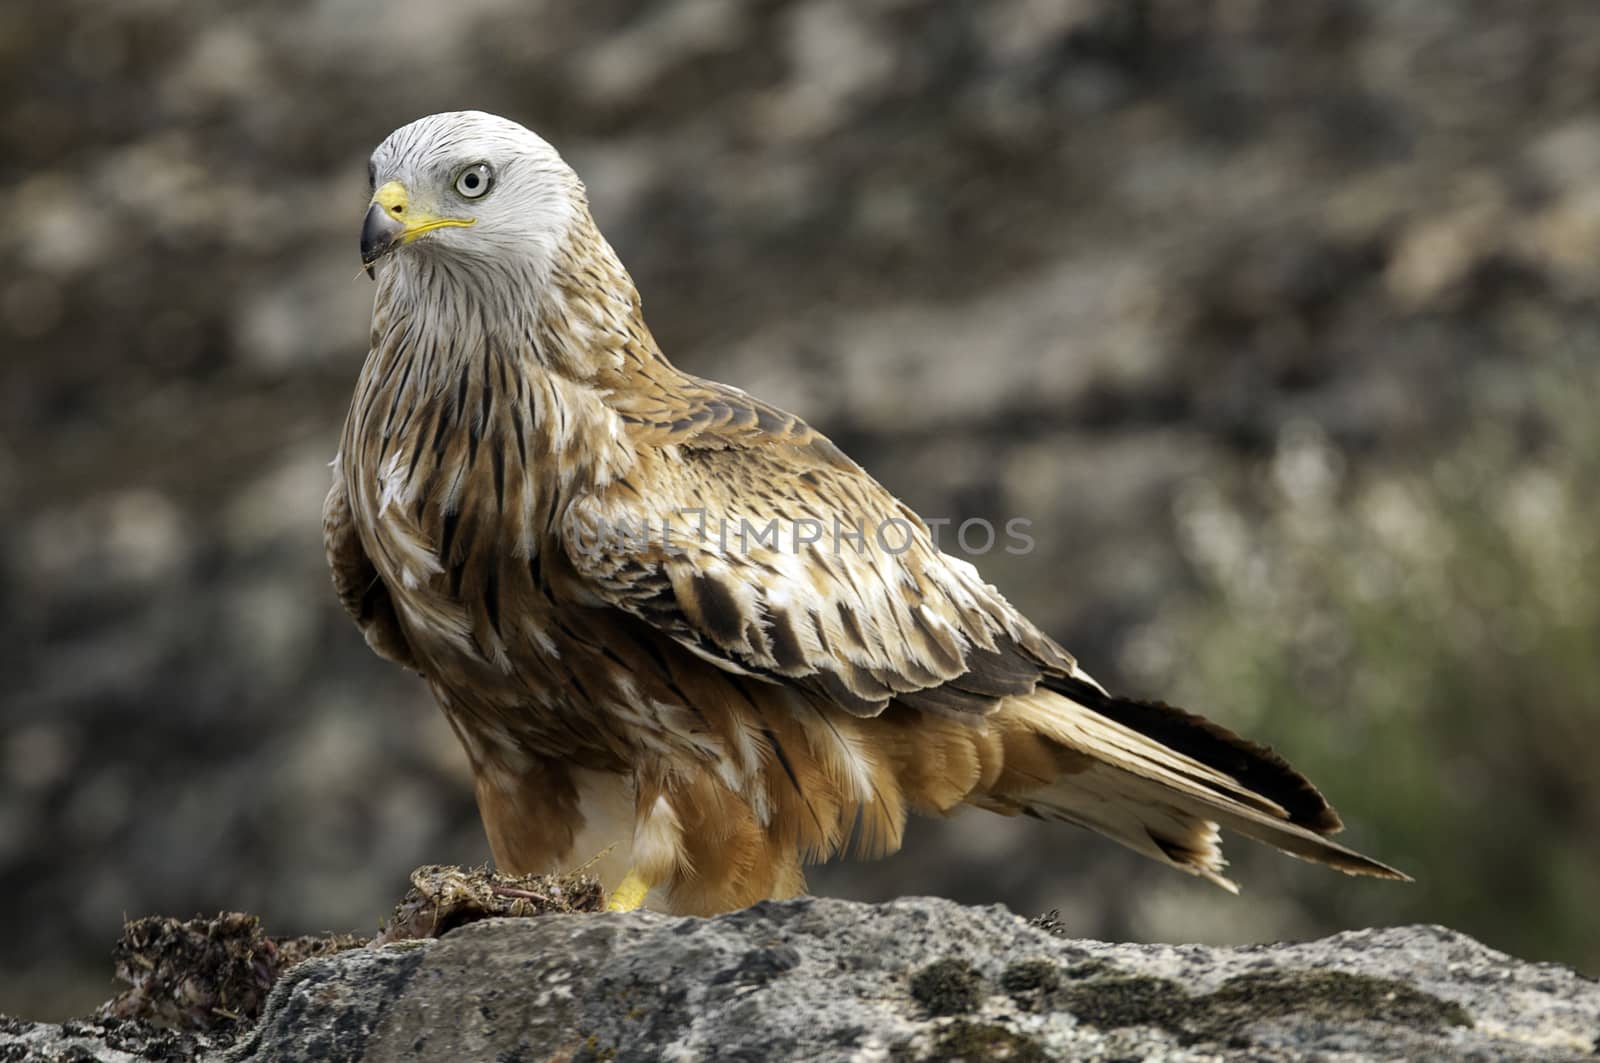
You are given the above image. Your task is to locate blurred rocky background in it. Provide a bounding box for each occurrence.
[4,0,1599,1021]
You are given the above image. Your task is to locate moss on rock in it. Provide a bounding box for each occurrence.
[1055,964,1473,1047]
[910,958,984,1017]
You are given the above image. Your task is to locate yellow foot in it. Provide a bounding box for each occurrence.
[606,869,651,912]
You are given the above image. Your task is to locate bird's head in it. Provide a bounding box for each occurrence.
[360,111,583,280]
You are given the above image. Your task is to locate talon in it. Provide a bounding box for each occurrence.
[606,869,651,912]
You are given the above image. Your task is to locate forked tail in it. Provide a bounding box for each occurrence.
[977,673,1409,891]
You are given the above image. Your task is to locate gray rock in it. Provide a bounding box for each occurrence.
[0,1014,221,1062]
[224,900,1599,1062]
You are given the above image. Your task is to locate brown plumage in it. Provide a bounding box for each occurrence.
[325,111,1407,915]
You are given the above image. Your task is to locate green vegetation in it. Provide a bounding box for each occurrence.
[1133,343,1600,972]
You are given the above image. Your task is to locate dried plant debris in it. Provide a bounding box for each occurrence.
[1028,909,1070,938]
[374,864,604,945]
[80,866,599,1042]
[97,912,365,1035]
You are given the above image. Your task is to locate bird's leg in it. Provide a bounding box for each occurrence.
[606,869,653,912]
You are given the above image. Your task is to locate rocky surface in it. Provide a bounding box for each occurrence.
[0,1016,222,1063]
[8,0,1600,1019]
[228,904,1600,1062]
[7,900,1599,1062]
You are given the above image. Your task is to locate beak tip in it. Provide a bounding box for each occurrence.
[360,201,404,276]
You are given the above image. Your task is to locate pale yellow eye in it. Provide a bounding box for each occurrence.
[454,163,493,199]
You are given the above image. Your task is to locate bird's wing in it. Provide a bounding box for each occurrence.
[323,466,421,670]
[559,376,1075,717]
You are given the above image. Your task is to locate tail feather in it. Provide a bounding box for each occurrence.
[1016,772,1242,893]
[990,682,1410,886]
[1042,673,1344,832]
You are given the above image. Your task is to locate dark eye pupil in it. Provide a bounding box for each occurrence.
[465,174,479,187]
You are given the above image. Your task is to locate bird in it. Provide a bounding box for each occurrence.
[325,110,1407,916]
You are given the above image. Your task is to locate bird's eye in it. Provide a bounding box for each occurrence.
[454,163,493,199]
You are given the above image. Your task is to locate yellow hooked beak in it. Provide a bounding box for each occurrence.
[360,181,475,277]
